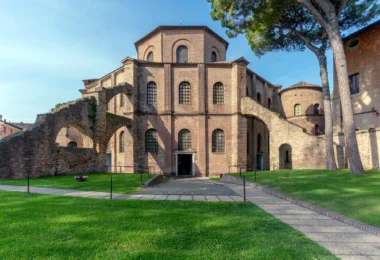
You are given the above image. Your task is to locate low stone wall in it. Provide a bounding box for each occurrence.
[55,148,98,175]
[144,174,163,186]
[220,174,380,236]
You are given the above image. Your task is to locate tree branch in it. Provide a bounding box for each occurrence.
[337,0,348,17]
[296,0,329,29]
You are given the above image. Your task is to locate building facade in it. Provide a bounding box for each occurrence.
[76,26,324,176]
[332,20,380,169]
[0,115,22,140]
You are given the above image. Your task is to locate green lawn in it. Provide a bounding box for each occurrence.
[232,169,380,228]
[0,191,335,259]
[0,173,152,194]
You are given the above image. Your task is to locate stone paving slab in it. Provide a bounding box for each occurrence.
[193,195,206,201]
[180,195,193,201]
[153,195,168,200]
[205,196,220,201]
[166,195,180,201]
[217,196,234,202]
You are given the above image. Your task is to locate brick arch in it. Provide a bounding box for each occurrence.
[241,97,329,170]
[104,113,132,153]
[210,46,221,62]
[105,83,133,104]
[143,45,156,61]
[171,39,194,63]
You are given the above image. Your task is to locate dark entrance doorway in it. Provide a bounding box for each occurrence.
[177,154,193,176]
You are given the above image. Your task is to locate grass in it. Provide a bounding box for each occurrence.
[0,191,336,259]
[0,173,153,194]
[232,169,380,228]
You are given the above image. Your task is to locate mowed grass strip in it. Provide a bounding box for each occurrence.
[0,191,336,259]
[0,173,152,194]
[232,169,380,227]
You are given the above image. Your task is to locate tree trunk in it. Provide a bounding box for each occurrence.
[317,54,337,170]
[327,26,364,174]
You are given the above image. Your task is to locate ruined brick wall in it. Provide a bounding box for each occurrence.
[0,97,99,179]
[242,97,327,170]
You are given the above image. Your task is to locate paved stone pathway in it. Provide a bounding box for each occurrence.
[1,179,380,259]
[135,177,240,195]
[0,184,243,202]
[220,182,380,260]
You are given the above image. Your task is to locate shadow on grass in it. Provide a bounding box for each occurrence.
[0,191,336,260]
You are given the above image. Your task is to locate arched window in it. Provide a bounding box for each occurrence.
[315,124,320,135]
[213,82,224,104]
[68,141,77,148]
[147,51,154,62]
[145,129,158,153]
[285,150,290,163]
[178,129,191,150]
[176,45,188,63]
[211,51,217,62]
[119,131,124,153]
[147,82,157,105]
[212,129,225,152]
[257,134,262,152]
[314,103,320,115]
[257,93,261,104]
[268,98,272,109]
[179,82,191,104]
[294,104,301,116]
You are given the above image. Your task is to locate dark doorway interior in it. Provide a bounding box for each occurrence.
[178,154,192,176]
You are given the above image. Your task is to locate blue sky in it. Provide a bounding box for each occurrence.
[0,0,349,123]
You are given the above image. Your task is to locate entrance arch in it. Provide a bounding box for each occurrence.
[279,144,292,169]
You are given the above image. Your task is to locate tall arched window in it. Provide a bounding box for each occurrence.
[257,134,262,152]
[213,82,224,104]
[212,129,225,152]
[314,103,320,115]
[147,82,157,105]
[145,129,158,153]
[178,129,191,150]
[147,51,154,62]
[268,98,272,109]
[315,124,320,135]
[211,51,217,62]
[294,104,301,116]
[257,93,261,104]
[179,82,191,104]
[176,45,188,63]
[119,131,125,153]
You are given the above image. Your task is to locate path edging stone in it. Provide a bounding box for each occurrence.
[220,174,380,236]
[144,174,163,186]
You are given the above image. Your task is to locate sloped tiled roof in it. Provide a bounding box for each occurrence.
[289,81,321,88]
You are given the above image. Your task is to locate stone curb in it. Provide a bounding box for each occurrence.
[144,174,163,186]
[220,174,380,236]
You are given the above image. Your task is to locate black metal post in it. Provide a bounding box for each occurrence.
[243,176,246,202]
[110,172,113,200]
[140,171,142,183]
[239,167,242,177]
[27,173,30,194]
[254,168,257,183]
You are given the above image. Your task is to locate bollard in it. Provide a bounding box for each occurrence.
[254,169,257,182]
[239,167,242,177]
[110,172,113,200]
[27,174,30,194]
[243,176,246,202]
[140,171,143,183]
